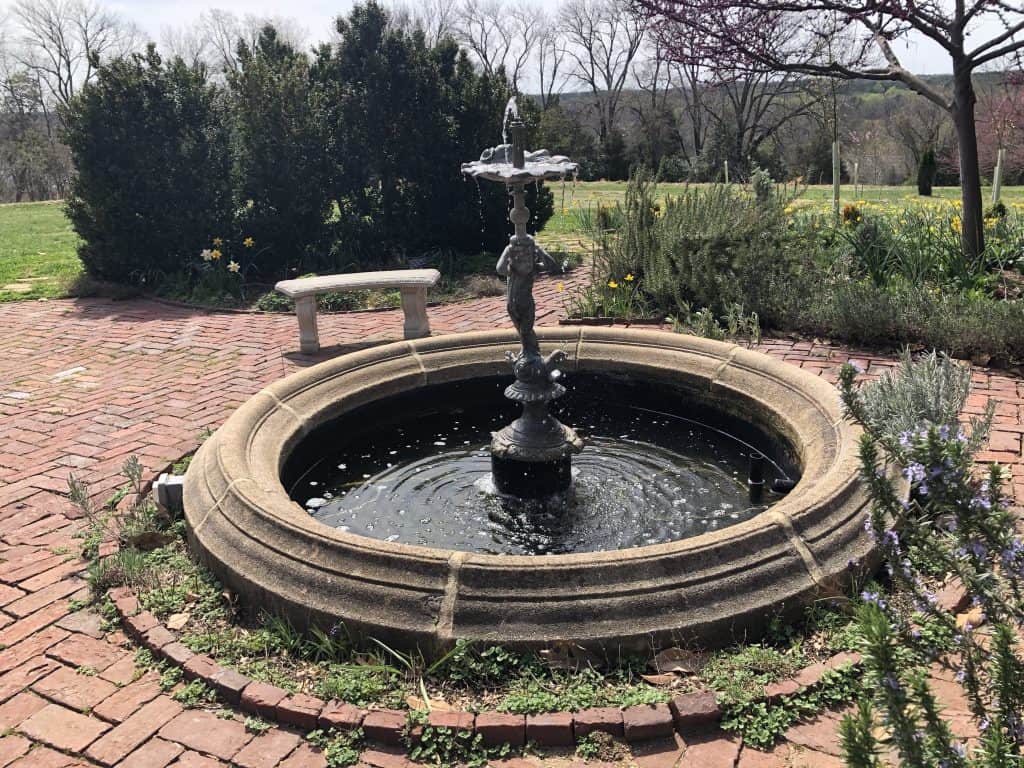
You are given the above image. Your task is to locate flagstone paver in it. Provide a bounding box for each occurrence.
[0,281,1020,768]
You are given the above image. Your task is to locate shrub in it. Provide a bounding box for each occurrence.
[836,362,1024,768]
[63,47,232,283]
[917,148,937,196]
[749,164,775,204]
[844,349,972,442]
[311,3,552,267]
[593,173,802,320]
[228,27,333,277]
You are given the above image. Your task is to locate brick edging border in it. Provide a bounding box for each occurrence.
[106,584,863,748]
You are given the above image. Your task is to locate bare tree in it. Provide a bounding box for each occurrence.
[455,0,541,91]
[706,68,821,178]
[387,0,459,46]
[173,9,307,74]
[884,95,952,171]
[631,37,680,168]
[559,0,645,143]
[12,0,138,111]
[456,0,513,78]
[637,0,1024,258]
[161,22,212,70]
[535,22,569,109]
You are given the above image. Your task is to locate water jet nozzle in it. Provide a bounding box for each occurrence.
[510,119,526,169]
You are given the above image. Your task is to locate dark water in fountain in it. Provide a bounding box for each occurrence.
[283,374,797,556]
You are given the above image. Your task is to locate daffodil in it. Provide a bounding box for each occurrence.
[243,237,255,248]
[212,237,223,247]
[211,249,222,260]
[227,260,241,273]
[200,249,213,262]
[607,280,619,289]
[624,273,634,282]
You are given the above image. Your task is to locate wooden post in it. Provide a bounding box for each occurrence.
[992,147,1005,206]
[853,161,859,197]
[832,142,841,219]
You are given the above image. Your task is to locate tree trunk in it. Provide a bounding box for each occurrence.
[952,68,985,259]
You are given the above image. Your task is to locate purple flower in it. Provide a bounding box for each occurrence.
[861,590,888,609]
[904,462,927,483]
[882,529,901,552]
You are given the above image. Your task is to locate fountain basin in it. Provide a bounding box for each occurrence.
[183,328,870,653]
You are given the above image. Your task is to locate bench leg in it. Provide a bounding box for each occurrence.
[295,296,320,354]
[400,287,431,339]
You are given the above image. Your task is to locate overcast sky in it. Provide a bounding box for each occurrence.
[0,0,1009,81]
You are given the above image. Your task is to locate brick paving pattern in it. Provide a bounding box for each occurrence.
[0,275,1020,768]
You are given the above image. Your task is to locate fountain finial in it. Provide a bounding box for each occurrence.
[510,119,526,170]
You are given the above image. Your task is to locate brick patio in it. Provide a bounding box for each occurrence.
[0,279,1020,768]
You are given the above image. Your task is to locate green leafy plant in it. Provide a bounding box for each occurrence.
[407,725,508,768]
[172,679,216,708]
[307,728,364,768]
[244,716,272,734]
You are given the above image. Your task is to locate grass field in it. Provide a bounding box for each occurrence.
[3,184,1023,302]
[0,201,81,302]
[543,182,1024,235]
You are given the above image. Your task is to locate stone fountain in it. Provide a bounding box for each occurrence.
[461,110,583,497]
[183,103,868,654]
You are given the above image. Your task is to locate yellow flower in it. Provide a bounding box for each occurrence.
[624,273,634,282]
[556,282,565,292]
[212,237,223,247]
[243,237,255,248]
[607,280,619,289]
[227,260,241,273]
[211,249,222,260]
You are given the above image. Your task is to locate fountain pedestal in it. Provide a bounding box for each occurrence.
[462,118,583,497]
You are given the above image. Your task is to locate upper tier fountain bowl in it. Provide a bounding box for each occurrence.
[183,327,869,653]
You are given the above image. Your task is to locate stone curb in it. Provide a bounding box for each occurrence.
[106,583,863,748]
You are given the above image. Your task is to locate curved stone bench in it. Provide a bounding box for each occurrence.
[275,269,441,353]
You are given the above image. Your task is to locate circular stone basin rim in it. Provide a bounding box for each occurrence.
[183,327,871,651]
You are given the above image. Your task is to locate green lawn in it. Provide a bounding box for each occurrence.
[544,182,1024,235]
[0,201,81,302]
[3,185,1022,303]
